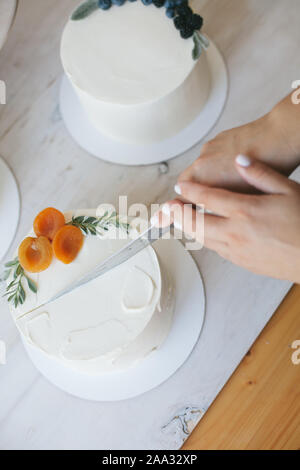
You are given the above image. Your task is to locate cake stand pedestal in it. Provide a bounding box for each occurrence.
[0,157,20,261]
[59,38,228,166]
[22,236,205,401]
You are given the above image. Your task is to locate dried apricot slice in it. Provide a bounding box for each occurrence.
[53,225,84,264]
[18,237,53,273]
[34,207,65,241]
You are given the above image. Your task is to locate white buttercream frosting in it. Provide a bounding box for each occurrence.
[60,2,211,144]
[11,210,175,374]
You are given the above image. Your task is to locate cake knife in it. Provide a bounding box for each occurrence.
[46,223,173,305]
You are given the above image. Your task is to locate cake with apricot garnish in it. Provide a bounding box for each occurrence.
[3,208,174,373]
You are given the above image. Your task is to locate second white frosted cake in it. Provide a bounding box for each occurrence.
[60,1,211,144]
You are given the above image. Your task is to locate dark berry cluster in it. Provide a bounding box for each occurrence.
[97,0,203,40]
[172,2,203,38]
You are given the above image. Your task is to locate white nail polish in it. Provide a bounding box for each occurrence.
[162,204,171,216]
[174,184,182,195]
[174,220,182,231]
[236,154,252,167]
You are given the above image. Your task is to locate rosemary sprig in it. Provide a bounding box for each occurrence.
[1,257,37,309]
[69,211,130,236]
[71,0,98,21]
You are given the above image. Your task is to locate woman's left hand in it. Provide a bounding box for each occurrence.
[151,155,300,284]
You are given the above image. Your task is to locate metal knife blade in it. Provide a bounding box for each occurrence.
[47,223,173,305]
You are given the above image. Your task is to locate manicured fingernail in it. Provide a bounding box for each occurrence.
[174,220,182,231]
[174,184,182,195]
[236,154,252,167]
[150,214,159,226]
[162,204,171,216]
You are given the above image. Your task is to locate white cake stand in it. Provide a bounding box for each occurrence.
[0,0,18,50]
[0,1,20,261]
[60,38,228,166]
[22,237,205,401]
[0,157,20,261]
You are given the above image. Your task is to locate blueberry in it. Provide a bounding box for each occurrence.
[166,7,175,18]
[111,0,126,5]
[165,0,175,7]
[98,0,112,9]
[153,0,165,7]
[142,0,152,4]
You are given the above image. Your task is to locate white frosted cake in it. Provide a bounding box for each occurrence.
[5,209,174,374]
[60,0,211,144]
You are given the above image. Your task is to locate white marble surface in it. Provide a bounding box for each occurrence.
[0,0,299,450]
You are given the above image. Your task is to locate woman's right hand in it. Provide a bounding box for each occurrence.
[152,156,300,284]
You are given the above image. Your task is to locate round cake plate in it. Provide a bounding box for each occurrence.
[0,157,20,261]
[0,0,18,50]
[59,38,228,166]
[22,237,205,401]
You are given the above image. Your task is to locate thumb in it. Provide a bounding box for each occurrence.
[235,154,291,194]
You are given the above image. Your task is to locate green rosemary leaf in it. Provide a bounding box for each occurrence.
[192,32,202,60]
[26,276,38,294]
[6,279,17,290]
[19,284,26,302]
[16,264,23,277]
[197,32,210,50]
[4,258,18,268]
[71,0,98,21]
[74,216,85,224]
[85,217,97,224]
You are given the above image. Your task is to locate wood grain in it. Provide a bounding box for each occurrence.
[183,285,300,450]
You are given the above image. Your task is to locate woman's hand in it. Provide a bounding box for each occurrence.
[152,156,300,284]
[180,94,300,192]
